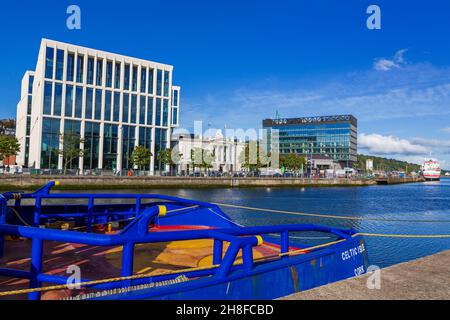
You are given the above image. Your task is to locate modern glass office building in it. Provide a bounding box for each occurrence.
[262,115,357,167]
[15,71,34,167]
[16,39,180,173]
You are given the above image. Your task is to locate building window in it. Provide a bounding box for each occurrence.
[124,64,130,90]
[106,61,113,87]
[94,89,102,120]
[26,118,31,136]
[103,124,118,170]
[76,55,84,83]
[156,69,162,96]
[74,86,83,118]
[155,98,161,126]
[55,49,64,81]
[63,120,81,169]
[85,88,93,119]
[45,47,54,79]
[43,81,52,115]
[28,75,34,94]
[139,96,146,125]
[65,85,74,117]
[41,117,61,169]
[96,59,103,86]
[154,128,167,171]
[162,99,168,126]
[27,96,32,115]
[131,66,138,92]
[104,90,112,121]
[83,122,101,170]
[122,93,130,123]
[163,71,170,97]
[131,94,137,123]
[67,53,75,82]
[113,92,120,122]
[148,68,154,94]
[114,62,121,89]
[138,127,152,170]
[172,107,178,126]
[140,67,147,93]
[54,83,63,116]
[122,125,136,169]
[87,57,95,85]
[173,89,179,106]
[147,97,153,126]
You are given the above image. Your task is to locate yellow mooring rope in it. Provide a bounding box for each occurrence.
[213,202,450,223]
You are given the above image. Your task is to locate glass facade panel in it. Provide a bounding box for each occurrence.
[130,94,137,123]
[147,97,153,125]
[76,55,84,83]
[41,117,60,169]
[124,64,130,90]
[74,87,83,118]
[163,71,169,97]
[103,124,118,170]
[156,69,162,96]
[83,122,101,169]
[132,66,138,91]
[85,88,93,119]
[27,97,32,115]
[155,98,161,126]
[55,49,64,81]
[172,107,178,126]
[104,91,112,121]
[162,99,168,126]
[106,61,113,87]
[173,89,179,106]
[114,62,121,89]
[28,76,34,94]
[140,67,147,93]
[63,120,81,170]
[148,68,154,94]
[139,96,145,125]
[54,83,62,116]
[94,89,102,120]
[43,81,52,115]
[87,57,95,85]
[122,93,129,123]
[113,92,120,122]
[67,53,75,82]
[45,47,54,79]
[96,59,103,86]
[154,128,167,171]
[122,125,135,170]
[138,127,152,170]
[65,85,74,117]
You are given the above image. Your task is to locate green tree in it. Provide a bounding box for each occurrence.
[191,147,214,173]
[59,133,84,174]
[157,148,175,173]
[0,135,20,161]
[239,141,272,171]
[281,153,306,172]
[130,146,152,171]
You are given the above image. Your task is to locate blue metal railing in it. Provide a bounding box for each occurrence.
[0,182,356,300]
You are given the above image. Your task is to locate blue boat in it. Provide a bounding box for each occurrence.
[0,182,369,300]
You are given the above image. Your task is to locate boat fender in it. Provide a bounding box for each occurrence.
[158,205,167,217]
[256,235,263,246]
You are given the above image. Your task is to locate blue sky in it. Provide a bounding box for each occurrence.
[1,0,450,168]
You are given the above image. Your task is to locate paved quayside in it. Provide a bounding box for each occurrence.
[280,250,450,300]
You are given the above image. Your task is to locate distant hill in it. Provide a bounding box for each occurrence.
[356,154,422,173]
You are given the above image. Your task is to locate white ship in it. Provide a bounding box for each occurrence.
[422,159,441,181]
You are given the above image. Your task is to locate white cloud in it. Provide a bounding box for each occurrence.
[441,127,450,133]
[358,133,428,155]
[374,49,408,71]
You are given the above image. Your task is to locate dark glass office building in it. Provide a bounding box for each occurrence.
[262,115,357,167]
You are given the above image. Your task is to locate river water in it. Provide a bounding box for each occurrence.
[87,178,450,268]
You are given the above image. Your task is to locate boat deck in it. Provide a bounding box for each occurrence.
[0,226,284,300]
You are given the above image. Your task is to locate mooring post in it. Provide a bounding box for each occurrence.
[29,237,44,300]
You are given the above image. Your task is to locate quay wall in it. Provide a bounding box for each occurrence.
[0,176,379,190]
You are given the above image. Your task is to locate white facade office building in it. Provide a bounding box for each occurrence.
[16,39,180,173]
